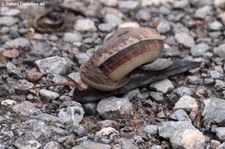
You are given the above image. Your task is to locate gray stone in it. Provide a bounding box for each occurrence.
[203,98,225,128]
[217,142,225,149]
[1,8,20,16]
[0,16,18,26]
[170,109,191,121]
[143,125,158,135]
[31,113,60,123]
[0,26,9,34]
[97,120,119,129]
[0,144,6,149]
[149,91,164,102]
[210,70,223,79]
[12,101,41,116]
[49,35,58,41]
[73,125,86,137]
[214,80,225,91]
[209,31,222,38]
[99,0,118,6]
[74,52,90,65]
[35,56,73,75]
[58,101,84,126]
[209,21,223,30]
[159,6,171,15]
[216,127,225,142]
[118,138,138,149]
[176,87,195,97]
[4,38,30,49]
[191,43,210,57]
[74,19,96,32]
[119,1,139,12]
[173,23,189,33]
[63,32,82,43]
[132,135,145,146]
[175,32,195,48]
[95,127,119,144]
[98,23,114,32]
[214,44,225,59]
[187,76,201,84]
[97,97,133,119]
[72,141,111,149]
[24,119,51,138]
[31,42,53,57]
[150,79,174,94]
[6,62,22,77]
[158,121,205,149]
[0,116,6,123]
[104,14,122,27]
[136,9,151,21]
[173,0,189,9]
[12,79,34,90]
[83,103,97,116]
[190,0,213,7]
[174,95,198,112]
[44,141,62,149]
[14,139,41,149]
[204,78,215,85]
[124,89,140,100]
[39,89,60,101]
[157,20,171,33]
[194,6,212,19]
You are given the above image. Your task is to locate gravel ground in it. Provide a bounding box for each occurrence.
[0,0,225,149]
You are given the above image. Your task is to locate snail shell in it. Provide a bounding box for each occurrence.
[80,27,164,91]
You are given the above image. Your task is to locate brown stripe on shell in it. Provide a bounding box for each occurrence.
[90,28,163,67]
[99,39,164,77]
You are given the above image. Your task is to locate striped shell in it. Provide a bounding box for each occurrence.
[80,27,164,91]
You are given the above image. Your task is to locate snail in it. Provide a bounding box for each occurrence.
[22,27,164,93]
[79,27,164,91]
[14,27,202,103]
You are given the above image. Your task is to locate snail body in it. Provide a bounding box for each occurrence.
[80,27,164,91]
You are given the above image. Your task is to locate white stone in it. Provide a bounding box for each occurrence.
[150,79,174,93]
[74,19,96,32]
[174,95,198,111]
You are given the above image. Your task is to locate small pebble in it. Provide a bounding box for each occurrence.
[174,95,198,112]
[209,21,223,30]
[95,127,119,143]
[104,14,122,27]
[39,89,60,101]
[35,56,73,75]
[63,32,82,43]
[175,32,195,48]
[194,6,212,19]
[150,79,174,94]
[157,20,171,33]
[118,1,139,12]
[170,109,191,121]
[213,44,225,59]
[97,96,133,119]
[0,16,18,26]
[191,43,209,57]
[74,19,97,32]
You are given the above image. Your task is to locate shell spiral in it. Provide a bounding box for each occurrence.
[80,27,164,91]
